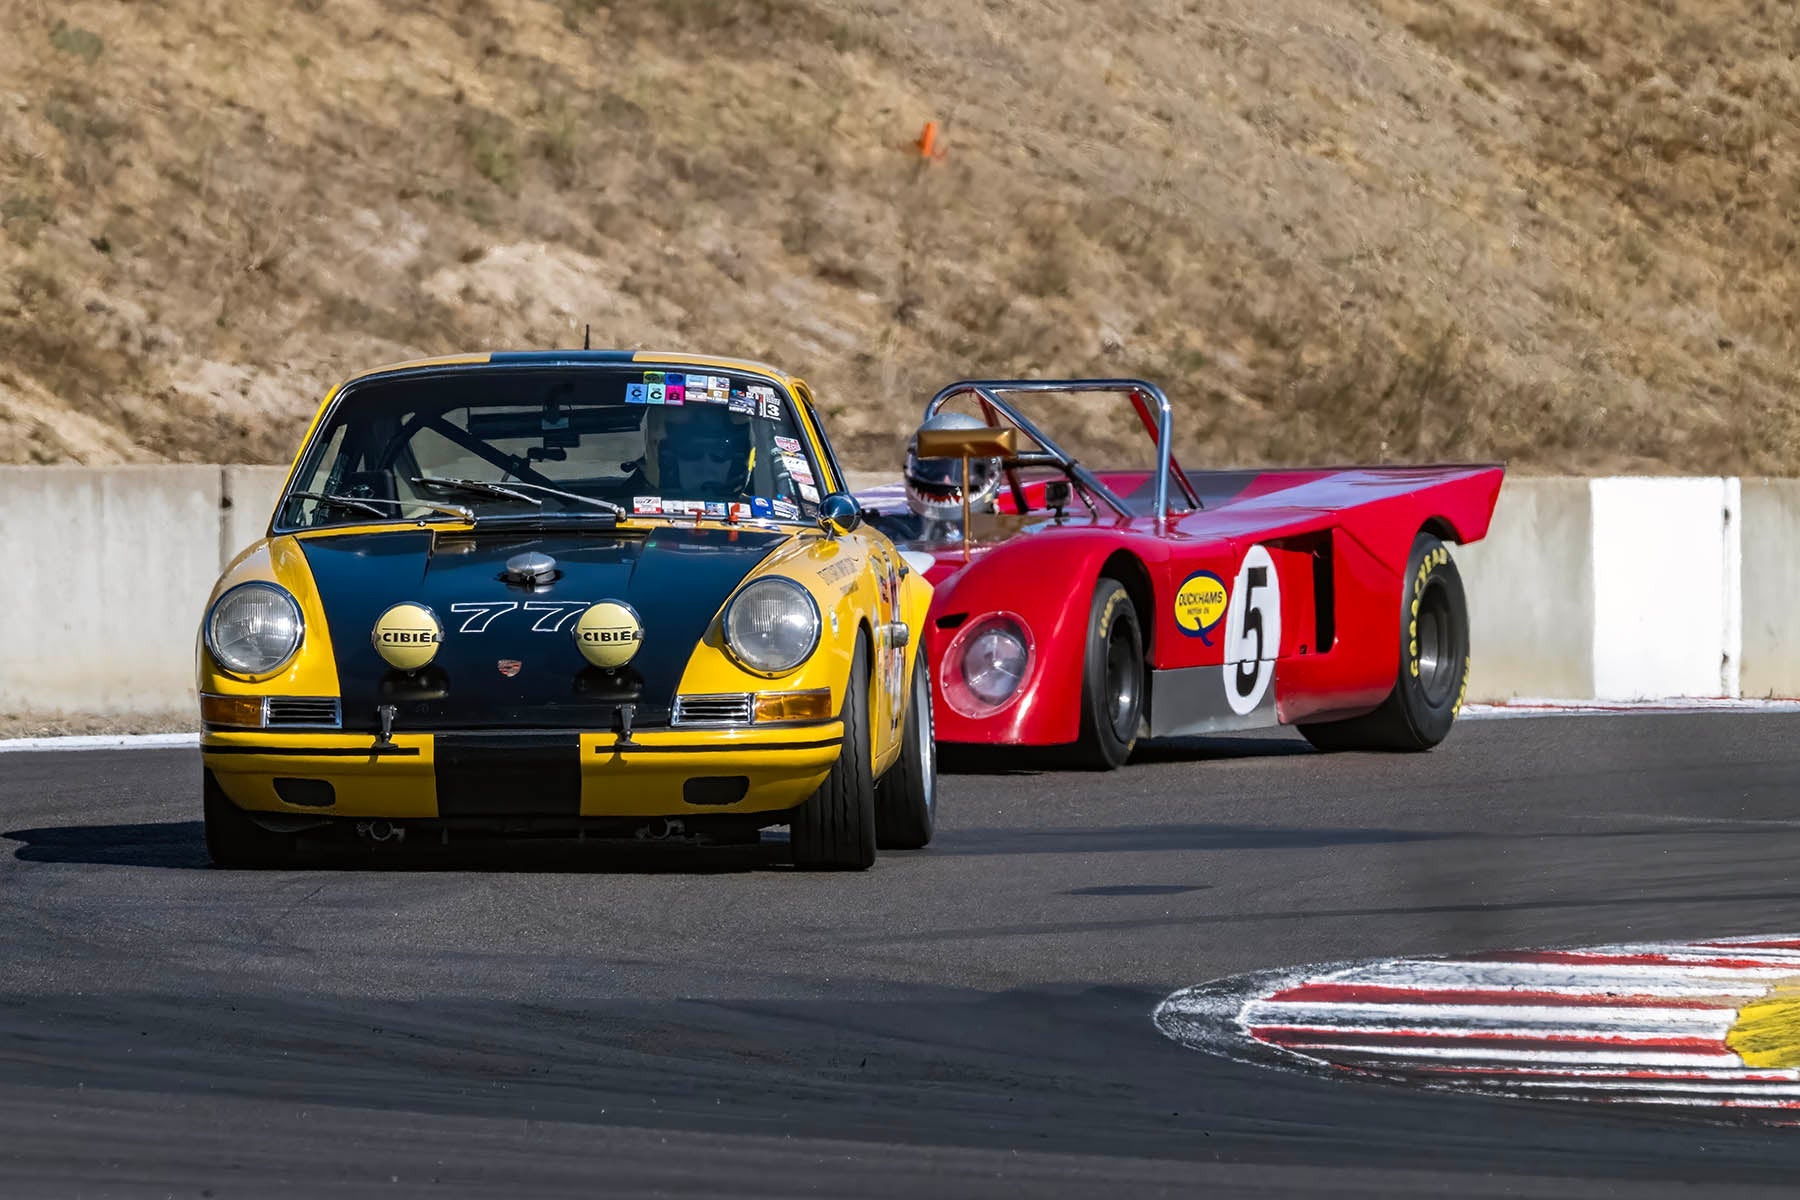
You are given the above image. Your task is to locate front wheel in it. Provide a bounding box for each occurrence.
[875,645,935,849]
[1068,578,1144,770]
[792,640,878,870]
[1299,532,1470,752]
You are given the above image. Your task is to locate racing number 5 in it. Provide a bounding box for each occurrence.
[1234,567,1266,698]
[1223,544,1281,716]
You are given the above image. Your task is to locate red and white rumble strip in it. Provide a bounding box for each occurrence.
[1154,935,1800,1114]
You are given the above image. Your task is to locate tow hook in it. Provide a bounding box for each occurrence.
[373,704,398,750]
[356,819,405,844]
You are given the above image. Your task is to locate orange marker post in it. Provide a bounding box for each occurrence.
[916,121,940,159]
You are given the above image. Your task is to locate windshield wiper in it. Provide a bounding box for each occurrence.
[413,476,625,515]
[289,491,475,524]
[410,476,542,506]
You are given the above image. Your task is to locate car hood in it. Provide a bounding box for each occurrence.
[298,524,791,732]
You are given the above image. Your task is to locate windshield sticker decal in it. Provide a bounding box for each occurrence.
[625,382,648,404]
[643,371,666,404]
[728,390,755,415]
[796,481,819,503]
[779,452,814,485]
[750,497,774,518]
[774,436,802,454]
[750,386,781,420]
[663,499,704,517]
[703,501,728,518]
[772,498,800,519]
[665,375,687,405]
[632,496,662,515]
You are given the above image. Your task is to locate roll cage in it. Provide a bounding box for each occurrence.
[922,379,1199,529]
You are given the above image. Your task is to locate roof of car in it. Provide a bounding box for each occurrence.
[339,350,802,391]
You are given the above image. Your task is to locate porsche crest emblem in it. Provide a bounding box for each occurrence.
[497,659,522,678]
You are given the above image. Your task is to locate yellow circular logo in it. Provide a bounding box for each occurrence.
[372,602,443,671]
[1174,571,1229,643]
[573,600,643,668]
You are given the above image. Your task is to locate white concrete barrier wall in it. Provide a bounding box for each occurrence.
[0,468,1792,714]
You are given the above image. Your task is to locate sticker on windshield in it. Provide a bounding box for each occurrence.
[643,371,666,404]
[703,501,727,518]
[633,496,662,515]
[664,499,704,517]
[752,387,781,420]
[750,497,774,518]
[625,383,648,404]
[728,390,755,415]
[706,376,730,402]
[772,498,800,519]
[796,481,819,503]
[728,501,754,521]
[665,375,687,406]
[779,452,814,485]
[774,436,801,454]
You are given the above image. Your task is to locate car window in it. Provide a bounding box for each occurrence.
[279,367,824,529]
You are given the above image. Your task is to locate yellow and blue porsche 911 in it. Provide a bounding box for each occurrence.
[196,351,935,870]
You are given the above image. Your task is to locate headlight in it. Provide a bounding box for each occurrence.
[724,577,820,675]
[205,582,304,677]
[943,613,1033,717]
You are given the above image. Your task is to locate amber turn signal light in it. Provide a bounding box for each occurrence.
[200,693,266,729]
[753,688,833,724]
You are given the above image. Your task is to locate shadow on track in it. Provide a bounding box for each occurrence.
[939,822,1457,856]
[2,820,795,874]
[942,734,1313,776]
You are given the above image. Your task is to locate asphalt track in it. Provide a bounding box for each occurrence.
[5,715,1800,1196]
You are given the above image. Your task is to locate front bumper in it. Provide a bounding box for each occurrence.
[201,723,843,820]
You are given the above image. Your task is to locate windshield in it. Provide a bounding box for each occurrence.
[279,366,827,529]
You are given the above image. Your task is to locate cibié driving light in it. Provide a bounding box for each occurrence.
[573,600,644,668]
[371,602,443,671]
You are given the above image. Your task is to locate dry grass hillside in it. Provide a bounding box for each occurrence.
[1,0,1796,474]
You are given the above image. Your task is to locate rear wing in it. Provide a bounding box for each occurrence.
[923,379,1196,529]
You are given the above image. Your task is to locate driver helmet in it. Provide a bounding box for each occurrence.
[904,410,1003,521]
[658,404,753,496]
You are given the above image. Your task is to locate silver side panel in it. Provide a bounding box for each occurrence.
[1147,666,1279,738]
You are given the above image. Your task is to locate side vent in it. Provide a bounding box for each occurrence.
[265,697,343,728]
[673,694,753,725]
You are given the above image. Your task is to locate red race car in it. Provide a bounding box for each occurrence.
[857,379,1504,769]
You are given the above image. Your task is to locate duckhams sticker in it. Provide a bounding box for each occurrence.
[1174,571,1228,644]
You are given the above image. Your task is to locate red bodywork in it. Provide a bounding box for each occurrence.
[870,463,1503,746]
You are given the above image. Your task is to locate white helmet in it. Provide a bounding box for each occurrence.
[904,410,1004,521]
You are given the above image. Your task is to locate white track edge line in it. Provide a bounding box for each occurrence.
[0,732,199,754]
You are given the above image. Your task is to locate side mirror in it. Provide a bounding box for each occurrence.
[817,492,862,539]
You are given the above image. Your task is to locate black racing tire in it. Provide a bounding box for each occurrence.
[875,645,936,850]
[203,771,298,868]
[1299,532,1470,753]
[1068,578,1145,771]
[792,639,878,870]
